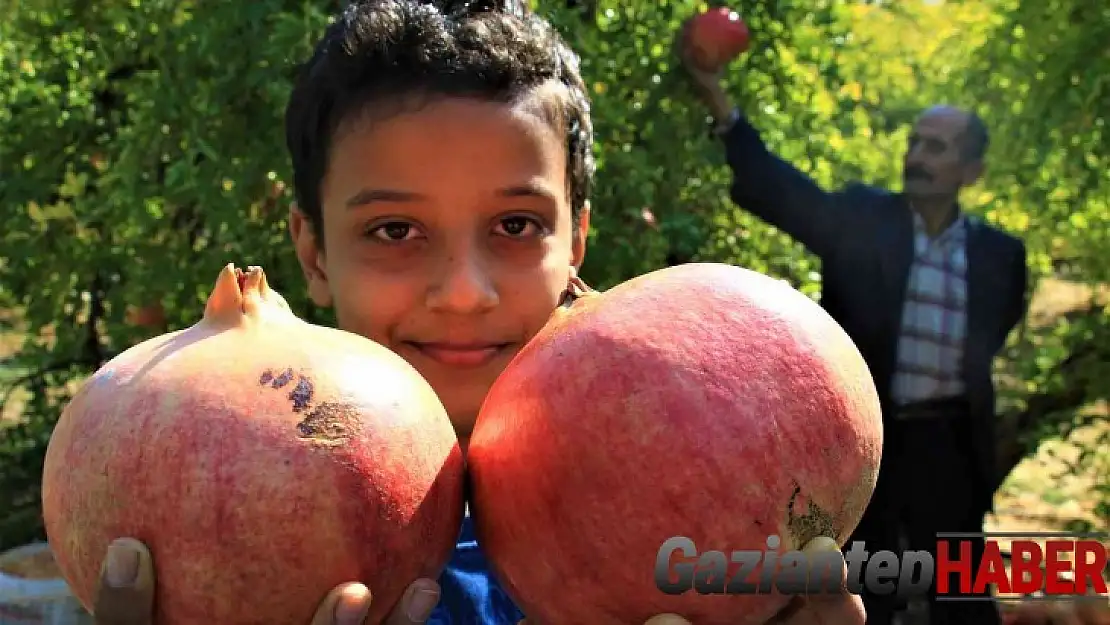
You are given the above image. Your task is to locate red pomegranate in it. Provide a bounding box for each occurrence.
[468,263,883,625]
[42,264,465,624]
[683,7,751,72]
[125,301,167,329]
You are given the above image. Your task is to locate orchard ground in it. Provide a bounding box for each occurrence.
[1,278,1108,623]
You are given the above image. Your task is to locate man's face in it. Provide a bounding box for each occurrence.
[903,109,981,200]
[289,95,588,439]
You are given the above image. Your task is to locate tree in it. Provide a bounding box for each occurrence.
[0,0,862,550]
[958,0,1110,523]
[3,0,1106,551]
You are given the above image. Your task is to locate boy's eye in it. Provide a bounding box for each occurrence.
[368,221,421,242]
[494,215,542,238]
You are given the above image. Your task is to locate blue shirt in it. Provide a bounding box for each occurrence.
[428,513,525,625]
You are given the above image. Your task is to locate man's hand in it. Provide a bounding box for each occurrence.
[675,20,734,123]
[92,537,442,625]
[518,537,865,625]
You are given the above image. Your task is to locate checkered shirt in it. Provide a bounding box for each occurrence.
[890,211,969,407]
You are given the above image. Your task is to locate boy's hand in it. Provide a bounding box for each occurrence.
[92,537,441,625]
[517,537,864,625]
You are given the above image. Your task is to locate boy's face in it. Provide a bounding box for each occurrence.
[289,94,588,440]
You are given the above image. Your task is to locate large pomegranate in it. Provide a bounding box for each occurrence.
[42,264,465,624]
[468,263,882,625]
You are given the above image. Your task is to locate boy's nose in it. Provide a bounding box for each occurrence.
[425,252,499,314]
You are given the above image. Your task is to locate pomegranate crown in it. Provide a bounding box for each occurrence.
[203,264,296,325]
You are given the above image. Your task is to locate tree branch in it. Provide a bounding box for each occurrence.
[997,308,1108,475]
[85,272,106,368]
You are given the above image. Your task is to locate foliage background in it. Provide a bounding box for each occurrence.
[1,0,1107,550]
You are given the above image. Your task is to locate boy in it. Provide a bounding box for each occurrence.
[89,1,865,623]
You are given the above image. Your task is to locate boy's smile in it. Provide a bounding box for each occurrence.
[289,92,589,438]
[400,340,514,369]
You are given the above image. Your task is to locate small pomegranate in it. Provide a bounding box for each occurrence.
[43,264,466,625]
[683,7,751,72]
[125,302,166,329]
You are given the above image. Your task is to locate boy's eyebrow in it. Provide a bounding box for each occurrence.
[346,188,423,207]
[345,183,559,207]
[497,182,559,203]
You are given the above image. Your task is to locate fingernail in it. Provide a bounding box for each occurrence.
[334,585,371,625]
[104,542,139,588]
[802,536,841,554]
[406,587,439,623]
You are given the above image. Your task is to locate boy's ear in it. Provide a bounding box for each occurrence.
[288,203,334,308]
[571,201,590,271]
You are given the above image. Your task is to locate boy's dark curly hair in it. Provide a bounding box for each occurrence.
[284,0,595,240]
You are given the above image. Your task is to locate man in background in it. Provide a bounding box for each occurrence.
[681,45,1029,625]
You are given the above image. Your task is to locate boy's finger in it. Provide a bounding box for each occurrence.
[805,593,867,624]
[794,538,866,624]
[802,536,849,593]
[765,596,807,624]
[643,614,692,625]
[800,536,841,555]
[93,538,156,625]
[523,613,692,625]
[765,593,866,625]
[313,582,371,625]
[385,578,441,625]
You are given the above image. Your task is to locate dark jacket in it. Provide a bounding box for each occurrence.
[720,114,1029,510]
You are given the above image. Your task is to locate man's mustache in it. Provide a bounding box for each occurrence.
[905,166,932,181]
